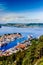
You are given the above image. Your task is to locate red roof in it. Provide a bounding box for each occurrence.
[16,44,26,49]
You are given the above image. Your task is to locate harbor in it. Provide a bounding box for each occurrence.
[0,33,32,57]
[0,26,43,56]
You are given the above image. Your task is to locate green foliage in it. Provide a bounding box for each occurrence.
[39,35,43,42]
[0,35,43,65]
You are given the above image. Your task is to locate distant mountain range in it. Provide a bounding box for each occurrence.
[0,23,43,28]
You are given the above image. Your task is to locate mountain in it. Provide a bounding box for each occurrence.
[0,23,43,28]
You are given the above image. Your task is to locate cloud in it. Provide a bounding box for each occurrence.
[0,12,43,23]
[0,3,6,12]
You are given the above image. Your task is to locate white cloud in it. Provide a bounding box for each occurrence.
[0,12,43,23]
[0,3,5,11]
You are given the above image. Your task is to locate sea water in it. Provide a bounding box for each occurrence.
[0,26,43,51]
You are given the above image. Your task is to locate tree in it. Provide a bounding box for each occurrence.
[35,42,43,59]
[39,35,43,42]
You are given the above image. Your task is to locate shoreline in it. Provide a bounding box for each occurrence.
[0,33,22,47]
[0,33,33,57]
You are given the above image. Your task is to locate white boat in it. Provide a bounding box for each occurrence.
[17,42,20,45]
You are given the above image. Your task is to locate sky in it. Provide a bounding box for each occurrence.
[0,0,43,23]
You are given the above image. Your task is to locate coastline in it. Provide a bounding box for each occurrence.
[0,26,43,57]
[0,33,32,57]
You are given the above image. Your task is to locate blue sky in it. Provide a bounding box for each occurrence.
[0,0,43,12]
[0,0,43,23]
